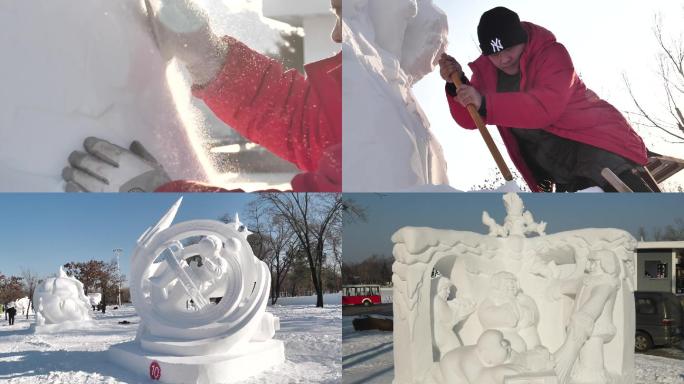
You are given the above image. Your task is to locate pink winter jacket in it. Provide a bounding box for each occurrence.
[446,22,647,191]
[156,37,341,192]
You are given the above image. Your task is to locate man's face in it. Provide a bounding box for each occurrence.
[331,0,342,43]
[487,43,525,75]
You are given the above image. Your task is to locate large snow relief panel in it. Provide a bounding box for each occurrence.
[108,197,284,384]
[0,0,210,191]
[391,193,637,384]
[32,266,94,333]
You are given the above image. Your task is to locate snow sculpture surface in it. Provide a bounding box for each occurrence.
[343,0,452,192]
[32,267,93,333]
[88,293,102,308]
[392,193,636,384]
[15,296,31,315]
[109,197,284,384]
[0,0,212,191]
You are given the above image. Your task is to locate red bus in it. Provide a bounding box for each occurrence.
[342,285,382,306]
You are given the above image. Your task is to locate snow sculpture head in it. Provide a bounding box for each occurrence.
[365,0,446,84]
[476,330,512,367]
[490,271,519,299]
[400,0,448,83]
[587,250,618,276]
[436,276,451,300]
[33,266,91,326]
[130,198,276,356]
[367,0,417,58]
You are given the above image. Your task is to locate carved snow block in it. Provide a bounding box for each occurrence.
[505,372,558,384]
[392,193,637,384]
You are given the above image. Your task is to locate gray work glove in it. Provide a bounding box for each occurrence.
[62,137,171,192]
[145,0,229,86]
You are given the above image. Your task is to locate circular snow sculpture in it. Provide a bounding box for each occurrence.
[32,266,93,333]
[110,197,284,383]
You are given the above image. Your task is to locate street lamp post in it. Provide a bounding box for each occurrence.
[113,248,123,307]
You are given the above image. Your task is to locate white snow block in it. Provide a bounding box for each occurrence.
[505,373,558,384]
[0,0,213,191]
[109,339,285,384]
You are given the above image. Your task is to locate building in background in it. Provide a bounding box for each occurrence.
[263,0,338,64]
[636,241,684,294]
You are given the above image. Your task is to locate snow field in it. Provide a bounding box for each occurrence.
[0,293,342,384]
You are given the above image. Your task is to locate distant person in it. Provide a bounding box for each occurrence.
[63,0,342,192]
[439,7,650,192]
[7,301,16,325]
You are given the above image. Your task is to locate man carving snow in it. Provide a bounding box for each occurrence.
[439,7,650,192]
[62,0,341,192]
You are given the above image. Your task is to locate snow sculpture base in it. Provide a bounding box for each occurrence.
[109,339,285,384]
[504,373,558,384]
[31,320,95,334]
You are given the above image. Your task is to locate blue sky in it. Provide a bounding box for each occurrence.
[342,193,684,263]
[0,193,256,279]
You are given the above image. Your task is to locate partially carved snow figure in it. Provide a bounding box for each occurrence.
[343,0,452,191]
[392,193,636,384]
[108,198,284,384]
[32,266,93,333]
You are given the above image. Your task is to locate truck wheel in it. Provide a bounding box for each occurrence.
[635,331,653,352]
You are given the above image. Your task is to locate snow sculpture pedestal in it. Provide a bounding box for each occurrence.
[32,266,94,334]
[392,193,636,384]
[108,198,284,384]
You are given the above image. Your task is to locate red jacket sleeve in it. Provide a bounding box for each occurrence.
[192,37,335,173]
[486,44,576,128]
[446,76,484,130]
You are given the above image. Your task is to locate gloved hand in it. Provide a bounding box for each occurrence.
[145,0,229,86]
[62,137,171,192]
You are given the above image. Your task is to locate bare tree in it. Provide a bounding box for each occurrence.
[0,274,24,320]
[20,268,39,319]
[265,218,296,305]
[638,218,684,241]
[63,260,124,305]
[257,193,344,307]
[624,13,684,143]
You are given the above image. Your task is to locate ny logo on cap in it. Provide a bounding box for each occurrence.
[491,38,504,53]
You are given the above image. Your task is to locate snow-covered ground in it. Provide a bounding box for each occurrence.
[342,316,393,384]
[342,316,684,384]
[0,293,341,384]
